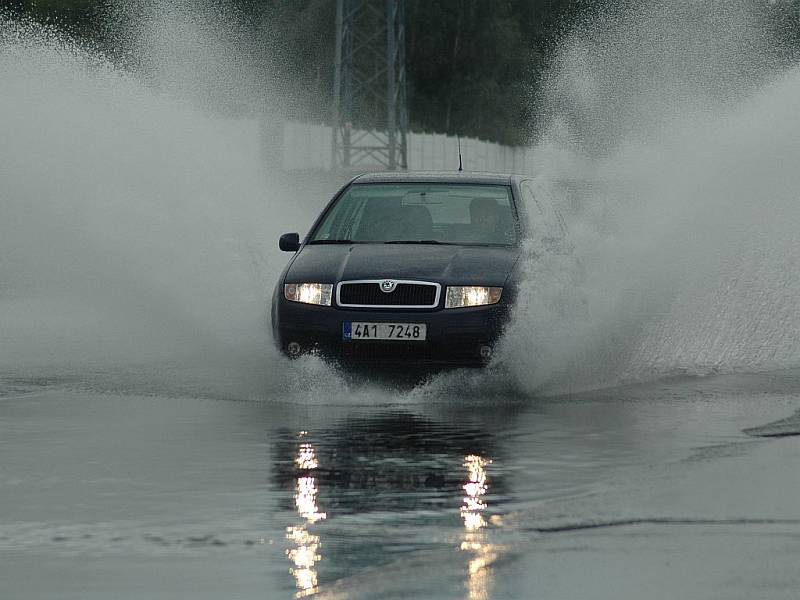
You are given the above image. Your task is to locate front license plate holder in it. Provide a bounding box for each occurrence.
[343,322,427,341]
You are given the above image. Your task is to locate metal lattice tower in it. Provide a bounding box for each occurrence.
[332,0,408,170]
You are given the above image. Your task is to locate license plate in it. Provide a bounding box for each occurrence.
[343,322,427,341]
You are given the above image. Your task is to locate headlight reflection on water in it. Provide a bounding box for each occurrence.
[285,441,501,599]
[460,454,499,600]
[286,432,326,598]
[295,440,319,471]
[286,526,321,594]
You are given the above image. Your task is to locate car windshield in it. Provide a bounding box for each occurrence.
[309,183,517,246]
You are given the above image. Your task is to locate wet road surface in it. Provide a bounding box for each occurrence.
[2,370,800,599]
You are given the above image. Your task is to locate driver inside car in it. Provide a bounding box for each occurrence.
[469,197,503,243]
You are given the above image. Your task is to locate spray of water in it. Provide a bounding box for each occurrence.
[0,5,345,399]
[4,1,800,401]
[498,0,800,393]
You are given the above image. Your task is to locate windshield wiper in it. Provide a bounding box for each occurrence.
[308,239,454,245]
[306,239,361,245]
[384,240,452,245]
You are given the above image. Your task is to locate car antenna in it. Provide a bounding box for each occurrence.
[457,137,463,172]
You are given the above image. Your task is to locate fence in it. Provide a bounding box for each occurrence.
[280,121,534,173]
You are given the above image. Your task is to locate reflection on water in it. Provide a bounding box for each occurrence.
[462,455,490,531]
[286,432,326,598]
[286,526,321,595]
[460,455,498,600]
[295,434,319,470]
[272,411,511,596]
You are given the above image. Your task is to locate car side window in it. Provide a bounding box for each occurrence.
[520,182,548,242]
[523,181,567,241]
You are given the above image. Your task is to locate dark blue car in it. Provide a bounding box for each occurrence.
[271,171,567,366]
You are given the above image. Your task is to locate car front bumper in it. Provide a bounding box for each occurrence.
[273,298,510,366]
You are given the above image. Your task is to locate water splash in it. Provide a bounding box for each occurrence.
[5,1,800,401]
[0,6,342,399]
[501,0,800,393]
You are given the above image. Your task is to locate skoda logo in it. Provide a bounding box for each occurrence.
[380,279,398,293]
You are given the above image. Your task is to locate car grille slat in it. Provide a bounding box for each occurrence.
[338,282,438,307]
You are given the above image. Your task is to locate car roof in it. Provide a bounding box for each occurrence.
[351,171,521,186]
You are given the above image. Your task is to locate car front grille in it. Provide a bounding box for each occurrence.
[337,281,439,308]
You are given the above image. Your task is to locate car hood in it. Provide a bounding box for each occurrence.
[286,244,520,286]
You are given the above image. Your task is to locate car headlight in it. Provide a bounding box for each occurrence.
[445,286,503,309]
[284,283,333,306]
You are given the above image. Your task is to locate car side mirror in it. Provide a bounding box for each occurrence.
[279,232,300,252]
